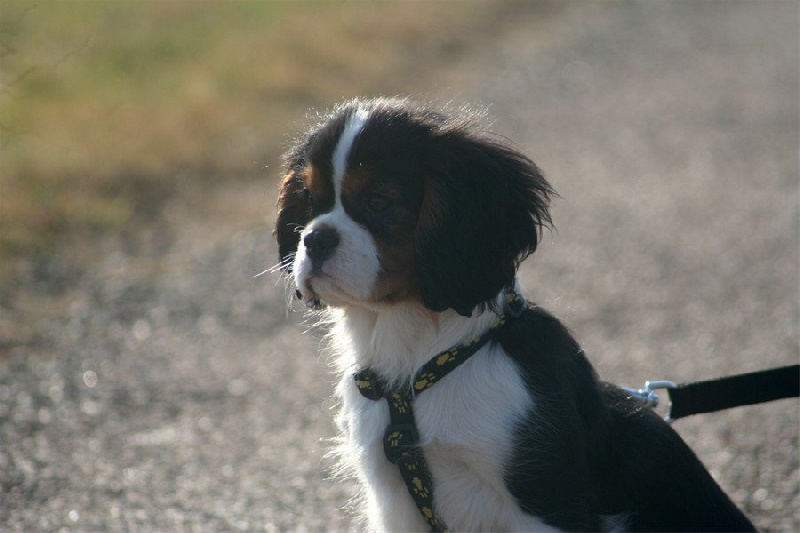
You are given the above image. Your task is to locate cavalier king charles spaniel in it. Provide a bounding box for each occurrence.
[274,97,753,532]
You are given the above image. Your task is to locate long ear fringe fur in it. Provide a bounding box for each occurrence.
[415,122,555,317]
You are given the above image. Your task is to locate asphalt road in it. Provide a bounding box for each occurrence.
[2,2,797,531]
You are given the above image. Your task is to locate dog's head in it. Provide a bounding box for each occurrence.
[275,98,554,316]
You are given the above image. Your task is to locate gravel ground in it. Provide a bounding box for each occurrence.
[2,1,797,531]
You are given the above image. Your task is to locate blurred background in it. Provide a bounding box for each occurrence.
[1,1,797,531]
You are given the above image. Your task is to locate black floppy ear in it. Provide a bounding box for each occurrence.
[274,169,310,271]
[415,132,554,316]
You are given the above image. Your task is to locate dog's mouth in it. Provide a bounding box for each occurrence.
[295,276,322,307]
[298,275,354,309]
[295,285,320,308]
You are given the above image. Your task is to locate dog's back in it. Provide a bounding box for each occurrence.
[500,305,754,531]
[600,386,754,531]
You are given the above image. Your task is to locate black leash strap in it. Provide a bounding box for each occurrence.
[668,364,799,420]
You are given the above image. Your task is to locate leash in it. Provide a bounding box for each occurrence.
[624,364,800,422]
[353,285,528,532]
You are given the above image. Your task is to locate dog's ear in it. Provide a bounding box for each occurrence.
[275,169,310,271]
[415,131,554,316]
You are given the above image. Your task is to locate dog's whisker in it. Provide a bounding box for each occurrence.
[255,256,295,279]
[253,268,271,278]
[280,222,305,236]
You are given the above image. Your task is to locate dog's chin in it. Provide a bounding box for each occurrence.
[298,276,361,309]
[298,274,418,311]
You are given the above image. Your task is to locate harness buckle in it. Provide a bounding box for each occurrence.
[384,423,420,464]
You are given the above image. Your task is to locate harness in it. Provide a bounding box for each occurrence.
[352,284,800,531]
[353,286,528,531]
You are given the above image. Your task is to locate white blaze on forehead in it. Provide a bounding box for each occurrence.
[331,106,370,192]
[292,105,383,306]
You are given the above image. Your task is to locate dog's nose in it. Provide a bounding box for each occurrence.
[304,227,340,265]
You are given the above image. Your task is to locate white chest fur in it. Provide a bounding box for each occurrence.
[329,303,559,532]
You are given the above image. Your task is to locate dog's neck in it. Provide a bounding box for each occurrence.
[328,294,503,386]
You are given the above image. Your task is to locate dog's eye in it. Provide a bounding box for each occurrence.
[366,193,390,214]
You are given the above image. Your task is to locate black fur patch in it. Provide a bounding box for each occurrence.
[498,305,755,531]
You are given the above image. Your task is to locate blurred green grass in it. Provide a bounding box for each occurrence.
[0,0,492,280]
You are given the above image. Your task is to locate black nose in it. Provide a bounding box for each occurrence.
[303,227,340,265]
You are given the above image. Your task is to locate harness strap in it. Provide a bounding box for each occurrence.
[353,285,527,532]
[355,370,445,532]
[668,364,799,420]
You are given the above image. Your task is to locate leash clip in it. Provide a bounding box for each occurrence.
[623,380,677,422]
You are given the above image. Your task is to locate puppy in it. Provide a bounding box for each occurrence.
[274,97,754,531]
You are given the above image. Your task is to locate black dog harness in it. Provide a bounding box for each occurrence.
[353,288,528,531]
